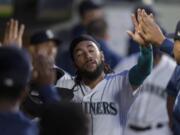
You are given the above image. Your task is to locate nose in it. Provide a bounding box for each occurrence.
[84,51,92,60]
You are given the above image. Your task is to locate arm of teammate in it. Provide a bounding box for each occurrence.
[167,95,176,129]
[138,9,174,55]
[127,12,153,90]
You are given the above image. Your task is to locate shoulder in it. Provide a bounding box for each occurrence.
[0,112,38,135]
[114,53,139,72]
[56,78,75,89]
[54,65,72,80]
[105,70,129,80]
[14,112,38,131]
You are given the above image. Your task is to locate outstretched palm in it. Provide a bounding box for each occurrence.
[3,19,25,48]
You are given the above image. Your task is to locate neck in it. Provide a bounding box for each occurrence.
[83,72,105,89]
[0,99,20,113]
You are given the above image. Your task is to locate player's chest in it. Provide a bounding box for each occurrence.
[72,81,120,115]
[73,79,119,102]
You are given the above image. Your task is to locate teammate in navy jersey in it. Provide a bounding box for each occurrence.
[0,46,38,135]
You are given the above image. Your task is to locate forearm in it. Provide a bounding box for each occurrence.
[129,45,153,87]
[167,95,176,129]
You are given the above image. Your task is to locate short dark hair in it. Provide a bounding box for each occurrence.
[86,18,108,38]
[78,0,102,18]
[40,102,88,135]
[0,47,31,100]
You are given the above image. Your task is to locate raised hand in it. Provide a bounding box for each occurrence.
[138,9,165,46]
[127,11,147,47]
[3,19,25,48]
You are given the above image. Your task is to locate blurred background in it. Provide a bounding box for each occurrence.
[0,0,180,62]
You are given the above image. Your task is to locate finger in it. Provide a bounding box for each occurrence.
[18,24,25,37]
[137,8,142,23]
[142,9,148,16]
[149,13,154,20]
[138,28,147,40]
[141,9,151,26]
[9,19,14,39]
[3,22,10,44]
[127,30,135,39]
[16,23,25,48]
[131,14,138,31]
[139,21,149,34]
[139,32,149,43]
[13,20,18,39]
[140,11,152,33]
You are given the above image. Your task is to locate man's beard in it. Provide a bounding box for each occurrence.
[77,61,104,81]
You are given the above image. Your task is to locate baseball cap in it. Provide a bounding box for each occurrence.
[167,20,180,41]
[30,29,61,45]
[69,34,101,61]
[0,46,31,88]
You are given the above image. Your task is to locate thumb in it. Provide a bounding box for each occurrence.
[127,30,134,39]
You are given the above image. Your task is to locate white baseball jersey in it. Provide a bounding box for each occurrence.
[53,65,72,80]
[115,54,176,135]
[56,71,142,135]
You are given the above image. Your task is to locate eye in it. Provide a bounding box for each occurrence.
[75,51,83,58]
[89,48,95,53]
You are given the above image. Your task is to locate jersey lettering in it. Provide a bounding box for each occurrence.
[81,102,118,115]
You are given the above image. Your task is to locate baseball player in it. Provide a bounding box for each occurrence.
[163,21,180,135]
[0,46,39,135]
[115,46,176,135]
[133,9,180,135]
[54,33,153,135]
[22,29,72,117]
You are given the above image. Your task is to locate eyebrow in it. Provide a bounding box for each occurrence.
[74,44,95,54]
[87,44,94,48]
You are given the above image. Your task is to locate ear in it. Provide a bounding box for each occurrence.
[100,51,105,62]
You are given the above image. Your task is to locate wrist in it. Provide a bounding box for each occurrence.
[156,34,166,46]
[159,38,174,55]
[140,44,152,54]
